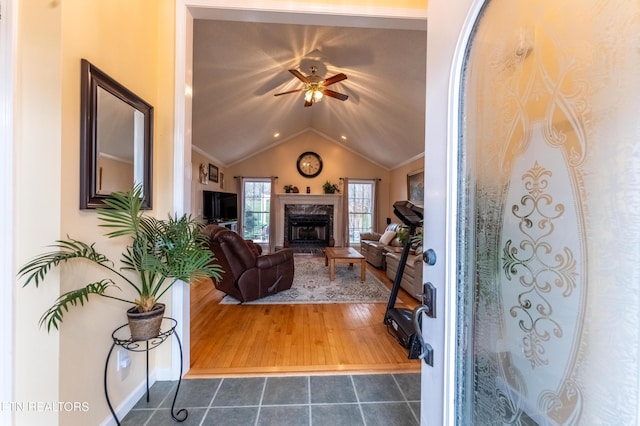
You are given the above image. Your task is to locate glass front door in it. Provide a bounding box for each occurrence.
[453,0,640,423]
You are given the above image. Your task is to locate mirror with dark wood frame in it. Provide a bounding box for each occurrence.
[80,59,153,209]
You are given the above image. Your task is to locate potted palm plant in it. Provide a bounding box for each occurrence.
[18,185,223,340]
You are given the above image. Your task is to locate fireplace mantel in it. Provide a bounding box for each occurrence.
[276,193,343,248]
[277,193,341,204]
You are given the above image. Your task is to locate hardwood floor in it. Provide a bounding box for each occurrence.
[187,257,421,378]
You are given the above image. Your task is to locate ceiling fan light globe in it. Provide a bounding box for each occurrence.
[304,89,323,103]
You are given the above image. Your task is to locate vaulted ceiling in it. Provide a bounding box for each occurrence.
[191,17,427,170]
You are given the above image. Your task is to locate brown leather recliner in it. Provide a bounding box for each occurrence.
[203,224,295,302]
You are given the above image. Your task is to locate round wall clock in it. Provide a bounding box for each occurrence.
[296,151,323,178]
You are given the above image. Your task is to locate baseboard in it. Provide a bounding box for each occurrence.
[155,366,176,381]
[98,370,159,426]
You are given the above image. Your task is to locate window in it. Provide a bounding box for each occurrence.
[243,179,270,243]
[348,180,375,244]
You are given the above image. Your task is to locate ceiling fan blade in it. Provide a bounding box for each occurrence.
[289,69,309,83]
[323,89,348,101]
[274,89,304,97]
[323,73,347,86]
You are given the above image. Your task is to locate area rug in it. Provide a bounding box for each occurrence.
[220,255,394,305]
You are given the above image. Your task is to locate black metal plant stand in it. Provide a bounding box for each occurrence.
[104,317,187,425]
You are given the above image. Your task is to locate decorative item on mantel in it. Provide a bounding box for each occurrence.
[283,184,294,193]
[323,181,340,194]
[292,186,300,193]
[17,185,223,341]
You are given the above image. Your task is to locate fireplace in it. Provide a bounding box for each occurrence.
[287,214,330,247]
[284,204,334,248]
[276,194,341,248]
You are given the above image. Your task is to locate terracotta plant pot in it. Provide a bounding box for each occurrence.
[127,303,165,341]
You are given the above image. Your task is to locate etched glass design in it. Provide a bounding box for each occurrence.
[457,1,640,424]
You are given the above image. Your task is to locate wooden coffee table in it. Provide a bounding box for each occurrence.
[324,247,366,282]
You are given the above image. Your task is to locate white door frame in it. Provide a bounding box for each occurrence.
[173,0,427,378]
[0,0,16,423]
[420,0,479,423]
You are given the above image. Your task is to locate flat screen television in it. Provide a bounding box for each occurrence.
[203,190,238,222]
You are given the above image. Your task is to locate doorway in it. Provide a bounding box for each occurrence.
[175,3,428,377]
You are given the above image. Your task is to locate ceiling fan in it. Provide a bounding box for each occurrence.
[274,66,348,107]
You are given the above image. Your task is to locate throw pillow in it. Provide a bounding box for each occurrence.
[379,230,397,245]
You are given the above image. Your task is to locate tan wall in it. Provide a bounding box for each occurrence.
[389,157,424,206]
[226,131,395,233]
[59,1,172,424]
[191,151,232,220]
[13,1,424,425]
[96,156,134,195]
[194,132,425,232]
[14,3,62,425]
[269,0,426,7]
[14,1,175,425]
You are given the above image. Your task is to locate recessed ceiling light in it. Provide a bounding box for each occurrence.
[341,135,347,141]
[274,132,280,138]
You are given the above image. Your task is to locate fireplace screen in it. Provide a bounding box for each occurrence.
[287,214,330,247]
[284,204,334,248]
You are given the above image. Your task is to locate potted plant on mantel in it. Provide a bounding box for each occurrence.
[18,185,223,341]
[322,181,340,194]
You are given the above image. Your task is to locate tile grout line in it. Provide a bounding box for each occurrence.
[392,374,420,425]
[142,381,177,426]
[255,376,268,426]
[198,378,223,426]
[308,376,313,426]
[350,375,368,425]
[262,402,362,407]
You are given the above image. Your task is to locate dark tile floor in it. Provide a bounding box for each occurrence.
[121,373,420,426]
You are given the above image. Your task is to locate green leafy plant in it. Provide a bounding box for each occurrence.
[411,227,424,247]
[397,226,423,247]
[396,226,410,244]
[283,184,294,193]
[322,181,340,194]
[18,185,223,331]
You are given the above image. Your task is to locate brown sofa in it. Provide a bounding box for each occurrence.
[359,223,403,268]
[203,224,295,302]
